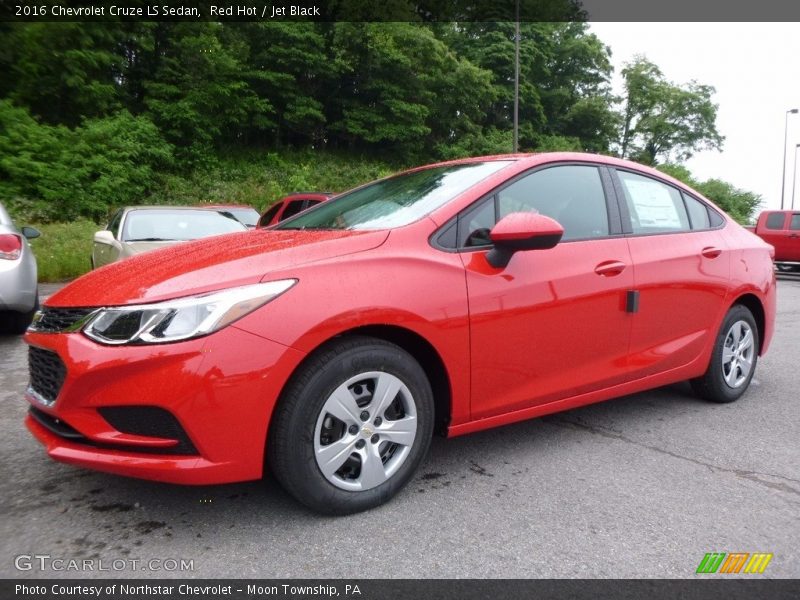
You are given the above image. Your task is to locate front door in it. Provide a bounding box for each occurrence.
[461,164,634,420]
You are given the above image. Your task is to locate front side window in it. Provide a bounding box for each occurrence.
[497,165,608,241]
[108,210,123,239]
[277,161,512,231]
[618,171,689,234]
[765,212,785,230]
[458,165,609,247]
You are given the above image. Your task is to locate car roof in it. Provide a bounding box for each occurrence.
[406,152,702,197]
[122,206,237,212]
[197,204,257,210]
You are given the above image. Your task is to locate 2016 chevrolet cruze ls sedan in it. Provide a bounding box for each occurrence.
[24,153,776,514]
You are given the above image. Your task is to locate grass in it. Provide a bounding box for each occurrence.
[27,220,99,282]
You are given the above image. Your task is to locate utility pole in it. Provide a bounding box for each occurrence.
[513,1,520,153]
[780,108,798,210]
[792,143,800,210]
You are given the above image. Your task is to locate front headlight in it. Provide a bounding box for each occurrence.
[83,280,296,345]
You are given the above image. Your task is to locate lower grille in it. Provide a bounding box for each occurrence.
[28,347,67,406]
[29,406,84,440]
[28,406,199,456]
[98,406,198,455]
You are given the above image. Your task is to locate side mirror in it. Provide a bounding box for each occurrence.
[486,212,564,268]
[21,226,41,240]
[94,230,115,245]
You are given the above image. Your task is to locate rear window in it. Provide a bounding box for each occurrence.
[765,213,785,230]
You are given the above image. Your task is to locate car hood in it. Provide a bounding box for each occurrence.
[49,229,389,307]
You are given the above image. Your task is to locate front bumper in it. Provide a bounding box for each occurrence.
[24,325,305,485]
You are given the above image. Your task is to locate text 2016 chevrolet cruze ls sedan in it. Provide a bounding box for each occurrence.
[24,153,776,514]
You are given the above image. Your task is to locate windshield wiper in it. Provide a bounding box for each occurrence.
[125,237,178,242]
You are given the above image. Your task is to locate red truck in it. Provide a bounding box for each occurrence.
[746,210,800,270]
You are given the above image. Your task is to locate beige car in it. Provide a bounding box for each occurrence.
[92,206,247,269]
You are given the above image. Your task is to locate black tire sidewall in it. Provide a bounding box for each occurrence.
[703,305,759,403]
[270,339,434,515]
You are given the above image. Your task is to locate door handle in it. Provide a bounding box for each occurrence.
[701,246,722,259]
[594,260,627,277]
[790,233,798,238]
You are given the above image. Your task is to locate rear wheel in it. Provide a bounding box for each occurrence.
[268,336,434,515]
[0,290,39,335]
[691,304,758,403]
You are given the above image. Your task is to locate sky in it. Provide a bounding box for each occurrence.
[589,22,800,211]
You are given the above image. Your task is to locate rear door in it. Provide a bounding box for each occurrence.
[787,213,800,261]
[612,169,731,379]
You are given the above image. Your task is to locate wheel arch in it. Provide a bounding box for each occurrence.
[264,324,454,476]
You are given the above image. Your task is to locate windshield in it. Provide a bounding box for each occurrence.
[225,208,260,227]
[277,161,512,231]
[122,209,246,242]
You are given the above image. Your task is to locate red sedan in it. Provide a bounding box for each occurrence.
[24,153,776,514]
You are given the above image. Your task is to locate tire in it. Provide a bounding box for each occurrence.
[268,336,434,515]
[691,304,759,403]
[0,291,39,335]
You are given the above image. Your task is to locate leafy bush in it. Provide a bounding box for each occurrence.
[0,101,172,222]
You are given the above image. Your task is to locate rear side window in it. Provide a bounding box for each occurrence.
[259,204,282,227]
[617,171,689,234]
[765,212,785,229]
[682,193,711,230]
[791,214,800,230]
[281,200,307,220]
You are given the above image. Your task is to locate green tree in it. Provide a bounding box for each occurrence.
[240,23,330,147]
[143,23,271,164]
[618,57,723,165]
[441,22,617,152]
[658,164,761,224]
[5,23,124,126]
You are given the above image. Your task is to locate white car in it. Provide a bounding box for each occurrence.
[92,206,247,269]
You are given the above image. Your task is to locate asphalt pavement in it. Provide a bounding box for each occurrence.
[1,279,798,579]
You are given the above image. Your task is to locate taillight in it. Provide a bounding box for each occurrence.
[0,233,22,260]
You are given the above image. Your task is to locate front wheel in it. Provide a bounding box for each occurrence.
[268,336,434,515]
[691,304,759,403]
